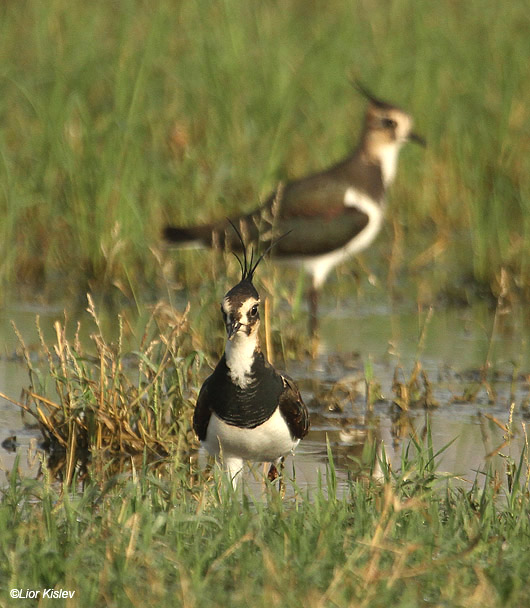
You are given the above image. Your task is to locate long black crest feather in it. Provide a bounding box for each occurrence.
[352,79,394,111]
[227,218,291,283]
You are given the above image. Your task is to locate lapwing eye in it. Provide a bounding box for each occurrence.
[250,304,259,317]
[382,117,397,129]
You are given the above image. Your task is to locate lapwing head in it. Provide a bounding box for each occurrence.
[222,279,261,341]
[355,81,425,150]
[221,220,290,341]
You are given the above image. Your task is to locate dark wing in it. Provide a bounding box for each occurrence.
[271,210,369,256]
[278,373,310,440]
[280,175,356,218]
[278,153,384,218]
[165,147,385,256]
[199,180,370,257]
[193,375,213,441]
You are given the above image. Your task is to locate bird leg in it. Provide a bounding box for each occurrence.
[267,462,279,482]
[308,284,319,337]
[267,457,285,489]
[267,458,286,497]
[225,457,244,489]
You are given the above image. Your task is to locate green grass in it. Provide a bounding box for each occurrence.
[1,0,529,303]
[1,433,530,607]
[2,5,530,603]
[1,296,529,606]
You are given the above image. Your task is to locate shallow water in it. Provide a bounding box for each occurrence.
[298,299,528,493]
[1,297,528,491]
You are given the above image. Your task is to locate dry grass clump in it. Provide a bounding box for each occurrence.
[1,295,199,484]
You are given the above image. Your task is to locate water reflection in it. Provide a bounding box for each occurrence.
[0,297,528,491]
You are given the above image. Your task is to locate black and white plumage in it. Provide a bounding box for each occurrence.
[164,83,425,334]
[193,233,310,485]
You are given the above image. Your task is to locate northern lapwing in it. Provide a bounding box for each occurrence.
[165,83,425,334]
[193,224,310,486]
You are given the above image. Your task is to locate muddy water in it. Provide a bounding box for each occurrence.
[1,297,528,491]
[0,302,69,481]
[293,299,530,492]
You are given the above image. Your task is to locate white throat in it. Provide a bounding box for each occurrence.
[376,143,401,186]
[225,332,259,388]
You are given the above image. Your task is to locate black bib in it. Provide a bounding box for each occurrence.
[208,352,284,428]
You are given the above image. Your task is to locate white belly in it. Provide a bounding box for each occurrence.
[202,407,299,463]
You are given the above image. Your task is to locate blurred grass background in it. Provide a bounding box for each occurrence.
[0,0,529,305]
[2,7,530,604]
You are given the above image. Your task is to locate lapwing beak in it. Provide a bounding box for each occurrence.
[226,321,242,341]
[409,132,426,147]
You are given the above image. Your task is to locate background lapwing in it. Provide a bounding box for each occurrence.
[164,84,425,334]
[193,225,310,486]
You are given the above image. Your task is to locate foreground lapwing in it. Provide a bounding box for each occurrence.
[165,83,425,334]
[193,224,310,486]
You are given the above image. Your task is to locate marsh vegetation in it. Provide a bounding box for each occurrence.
[1,0,530,606]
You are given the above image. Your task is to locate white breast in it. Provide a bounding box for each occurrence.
[202,408,299,463]
[342,187,385,252]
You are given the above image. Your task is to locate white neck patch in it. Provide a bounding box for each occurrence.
[376,142,400,186]
[225,331,259,388]
[343,187,380,209]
